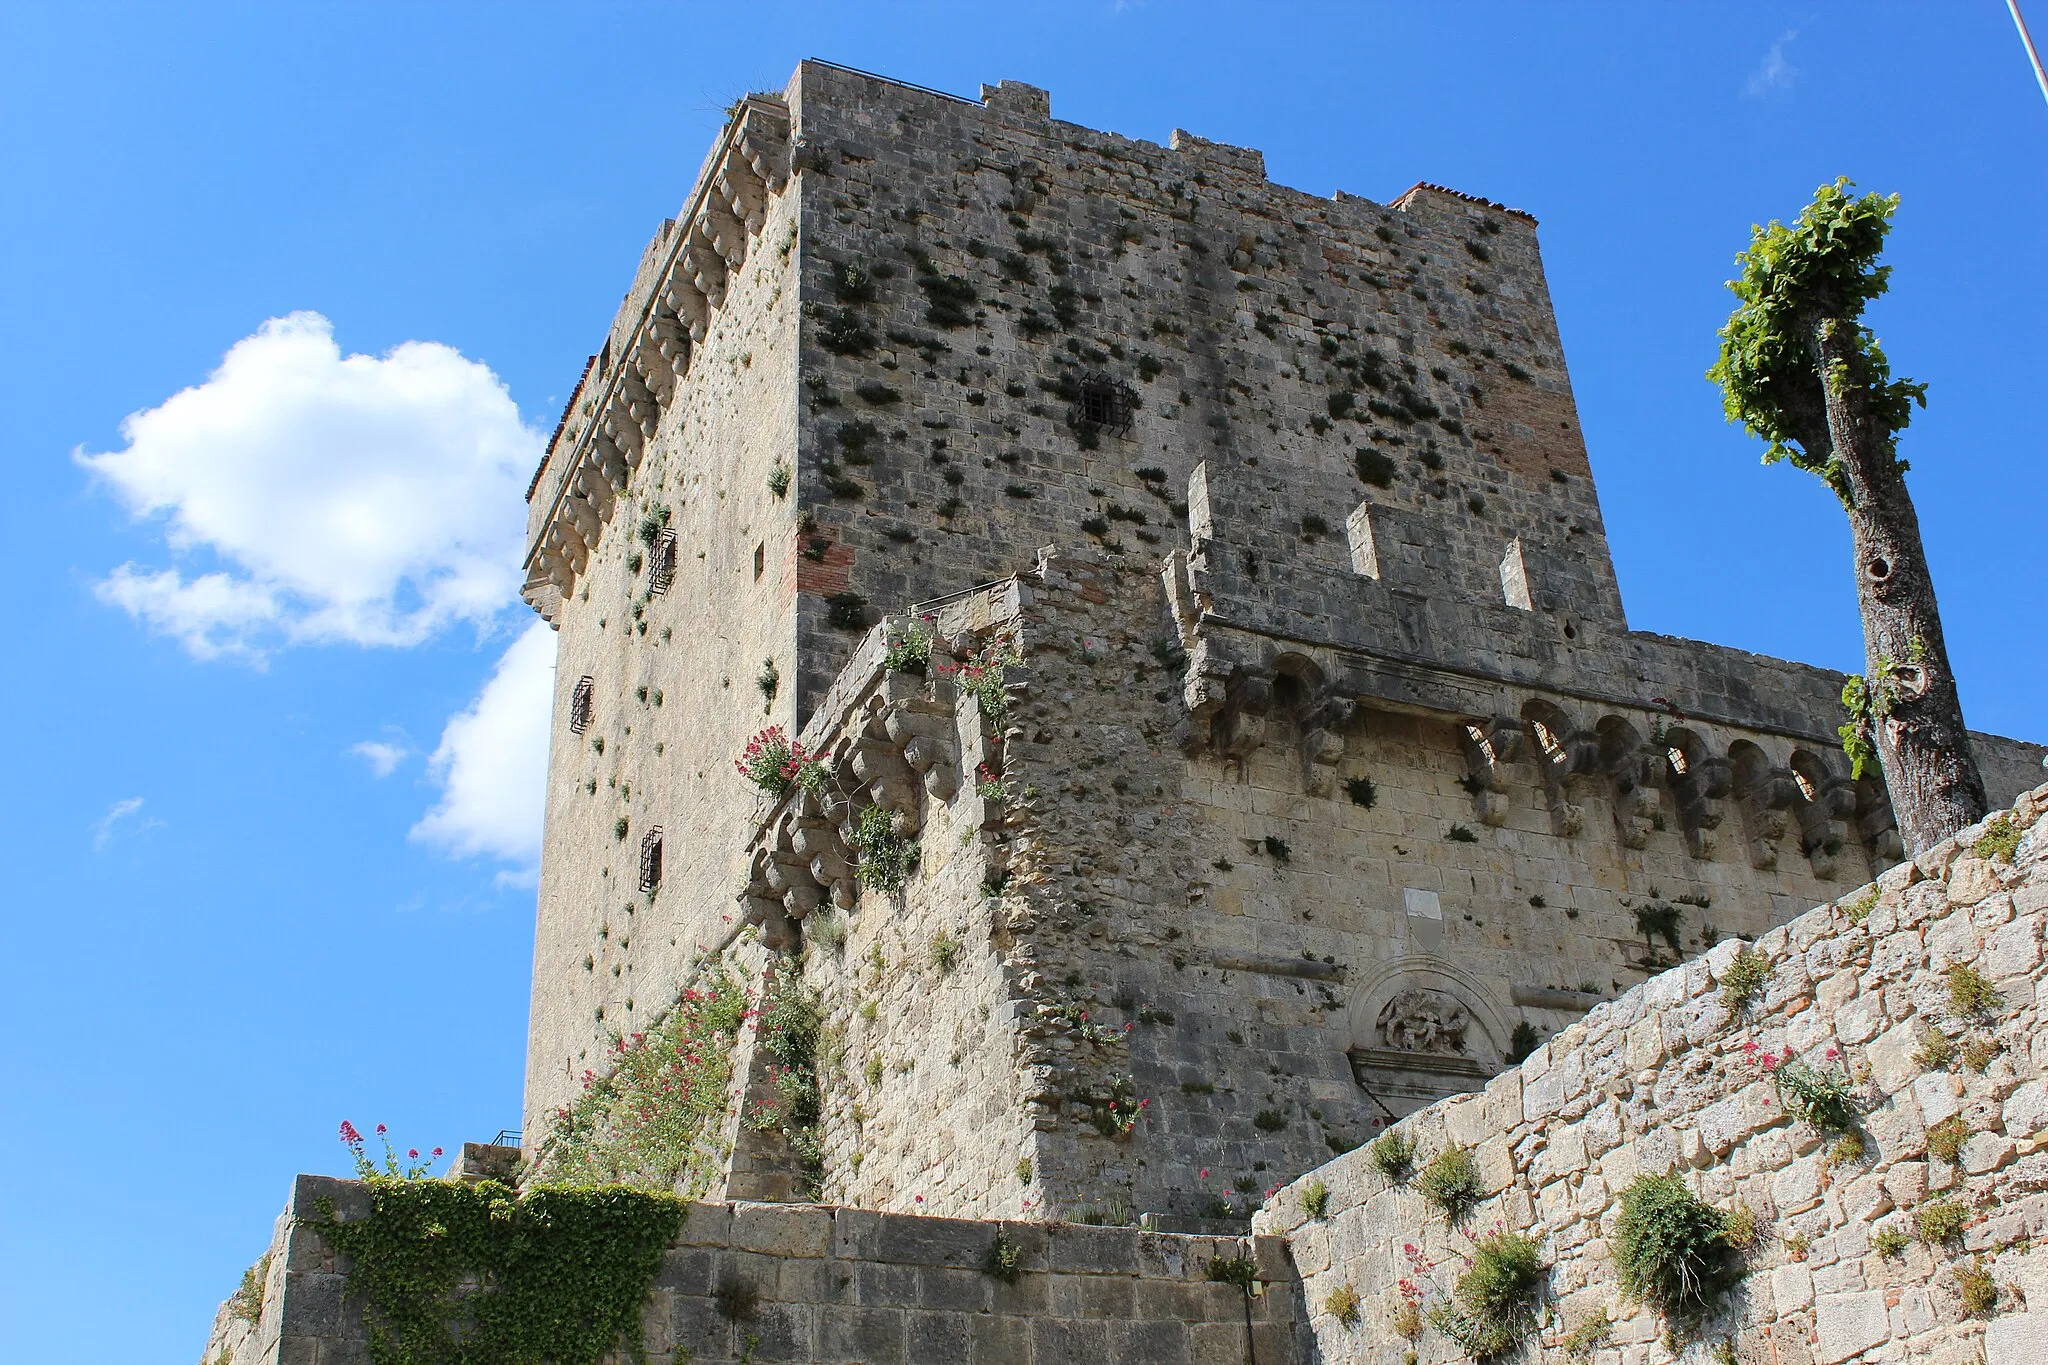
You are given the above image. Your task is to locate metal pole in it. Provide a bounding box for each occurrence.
[2011,0,2048,107]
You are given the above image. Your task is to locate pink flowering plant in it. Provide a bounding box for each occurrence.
[973,761,1014,804]
[735,726,827,798]
[338,1120,444,1181]
[544,964,750,1193]
[937,633,1022,724]
[1088,1076,1149,1139]
[882,616,935,675]
[1749,1041,1860,1134]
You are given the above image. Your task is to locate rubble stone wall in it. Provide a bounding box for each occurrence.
[1257,785,2048,1365]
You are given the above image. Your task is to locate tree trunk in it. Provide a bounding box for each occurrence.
[1810,319,1987,854]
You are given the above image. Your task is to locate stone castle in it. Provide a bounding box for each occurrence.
[204,60,2048,1365]
[514,60,2041,1217]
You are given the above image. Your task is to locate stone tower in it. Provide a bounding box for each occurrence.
[517,61,2044,1221]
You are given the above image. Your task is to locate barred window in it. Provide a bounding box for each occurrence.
[638,826,664,892]
[569,675,594,735]
[648,529,678,597]
[1074,371,1137,435]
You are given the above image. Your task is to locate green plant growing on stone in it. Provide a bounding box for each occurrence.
[749,963,826,1198]
[1427,1230,1541,1358]
[1974,814,2022,862]
[863,1055,883,1088]
[1961,1038,1998,1073]
[943,635,1022,726]
[765,465,790,497]
[1635,902,1683,956]
[1447,823,1479,843]
[1913,1025,1954,1069]
[229,1253,270,1326]
[1612,1173,1742,1322]
[1301,1177,1329,1220]
[1824,1131,1866,1170]
[545,966,747,1192]
[1722,1204,1759,1250]
[1506,1021,1540,1064]
[755,658,779,706]
[1842,886,1879,925]
[1015,1159,1032,1183]
[1915,1197,1967,1247]
[982,1232,1022,1283]
[1926,1115,1969,1164]
[1957,1258,1998,1316]
[1768,1053,1859,1134]
[1371,1129,1416,1184]
[1872,1226,1909,1259]
[1947,962,2001,1018]
[1345,777,1377,808]
[1324,1281,1361,1326]
[1708,179,1986,852]
[1562,1309,1612,1359]
[928,932,961,974]
[1205,1256,1258,1290]
[312,1179,685,1365]
[848,805,918,894]
[1720,946,1772,1023]
[1253,1108,1288,1133]
[1263,835,1292,863]
[1415,1146,1482,1223]
[882,617,933,675]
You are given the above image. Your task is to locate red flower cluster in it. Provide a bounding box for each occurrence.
[338,1120,363,1146]
[735,726,821,795]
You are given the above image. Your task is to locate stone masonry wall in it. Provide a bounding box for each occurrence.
[1257,783,2048,1365]
[522,97,809,1134]
[199,1175,1307,1365]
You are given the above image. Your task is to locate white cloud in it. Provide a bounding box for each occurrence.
[349,739,412,779]
[79,311,541,660]
[92,796,162,851]
[1747,30,1799,98]
[411,621,556,874]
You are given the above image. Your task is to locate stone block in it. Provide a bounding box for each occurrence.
[1773,1262,1814,1312]
[918,1266,991,1313]
[1986,1310,2048,1365]
[1046,1223,1140,1276]
[874,1212,992,1268]
[905,1308,974,1363]
[731,1201,831,1258]
[1814,1290,1889,1364]
[818,1305,906,1364]
[968,1314,1033,1365]
[1914,1073,1964,1127]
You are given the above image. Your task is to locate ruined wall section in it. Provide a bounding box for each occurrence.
[1259,787,2048,1365]
[783,63,1621,716]
[523,96,810,1134]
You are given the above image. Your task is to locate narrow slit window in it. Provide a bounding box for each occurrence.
[638,826,664,892]
[1532,720,1566,766]
[648,529,678,597]
[753,542,765,581]
[1667,746,1689,776]
[569,675,595,735]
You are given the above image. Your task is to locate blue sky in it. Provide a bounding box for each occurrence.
[3,3,2044,1358]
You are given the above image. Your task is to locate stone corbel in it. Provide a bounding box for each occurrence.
[665,271,711,343]
[619,368,661,438]
[1797,777,1858,877]
[630,341,673,407]
[592,434,630,493]
[850,724,923,833]
[1211,666,1273,761]
[716,147,769,235]
[1734,765,1801,870]
[700,198,749,271]
[736,103,791,193]
[1459,717,1522,826]
[646,313,691,382]
[571,461,616,523]
[884,702,960,802]
[1672,756,1732,860]
[739,108,790,190]
[602,408,643,468]
[1297,693,1354,799]
[684,227,729,307]
[1601,737,1662,851]
[548,521,589,577]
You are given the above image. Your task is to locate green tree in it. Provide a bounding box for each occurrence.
[1708,180,1986,853]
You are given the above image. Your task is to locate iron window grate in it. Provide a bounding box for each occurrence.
[648,529,678,597]
[569,675,594,735]
[1073,372,1137,436]
[638,826,664,892]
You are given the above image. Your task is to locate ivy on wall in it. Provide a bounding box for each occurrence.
[312,1180,684,1365]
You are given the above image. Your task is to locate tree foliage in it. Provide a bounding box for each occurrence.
[1707,179,1925,503]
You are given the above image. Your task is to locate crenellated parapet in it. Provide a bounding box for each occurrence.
[520,95,793,623]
